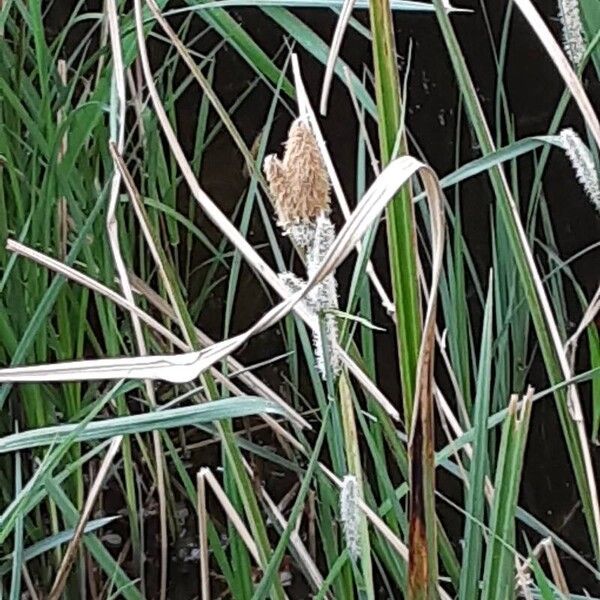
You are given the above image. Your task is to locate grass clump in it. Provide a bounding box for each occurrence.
[0,0,598,599]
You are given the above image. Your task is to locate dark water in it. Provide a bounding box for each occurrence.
[46,0,600,597]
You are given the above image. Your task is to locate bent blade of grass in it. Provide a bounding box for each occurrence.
[0,398,286,453]
[432,136,561,196]
[0,155,445,427]
[0,516,119,577]
[128,274,310,428]
[406,128,445,597]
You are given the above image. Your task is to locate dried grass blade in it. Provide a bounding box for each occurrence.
[48,436,123,600]
[196,470,210,600]
[106,2,167,595]
[198,468,261,564]
[0,156,442,432]
[407,104,445,597]
[319,0,356,115]
[4,238,309,430]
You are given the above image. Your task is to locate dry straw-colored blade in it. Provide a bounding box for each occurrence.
[241,456,325,592]
[48,436,123,600]
[0,156,443,420]
[106,2,168,596]
[319,0,356,116]
[4,238,309,430]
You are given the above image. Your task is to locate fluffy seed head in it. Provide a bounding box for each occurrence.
[340,475,360,561]
[264,155,289,225]
[557,0,586,66]
[313,312,341,379]
[304,215,340,378]
[559,128,600,212]
[264,119,330,227]
[278,271,305,295]
[287,221,316,250]
[306,214,336,279]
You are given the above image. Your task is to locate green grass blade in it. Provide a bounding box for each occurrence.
[459,277,494,599]
[45,478,143,600]
[481,394,533,600]
[0,397,286,453]
[8,448,23,600]
[369,0,422,425]
[432,0,600,560]
[0,516,118,577]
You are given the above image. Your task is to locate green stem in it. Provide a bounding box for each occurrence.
[368,0,422,424]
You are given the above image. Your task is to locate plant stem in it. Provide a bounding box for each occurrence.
[368,0,422,423]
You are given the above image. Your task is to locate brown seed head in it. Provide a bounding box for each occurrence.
[264,154,289,224]
[264,119,330,227]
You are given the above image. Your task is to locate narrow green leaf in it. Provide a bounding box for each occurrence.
[0,398,286,453]
[9,448,23,600]
[252,403,331,600]
[0,516,118,576]
[459,277,494,599]
[45,479,143,600]
[481,395,533,600]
